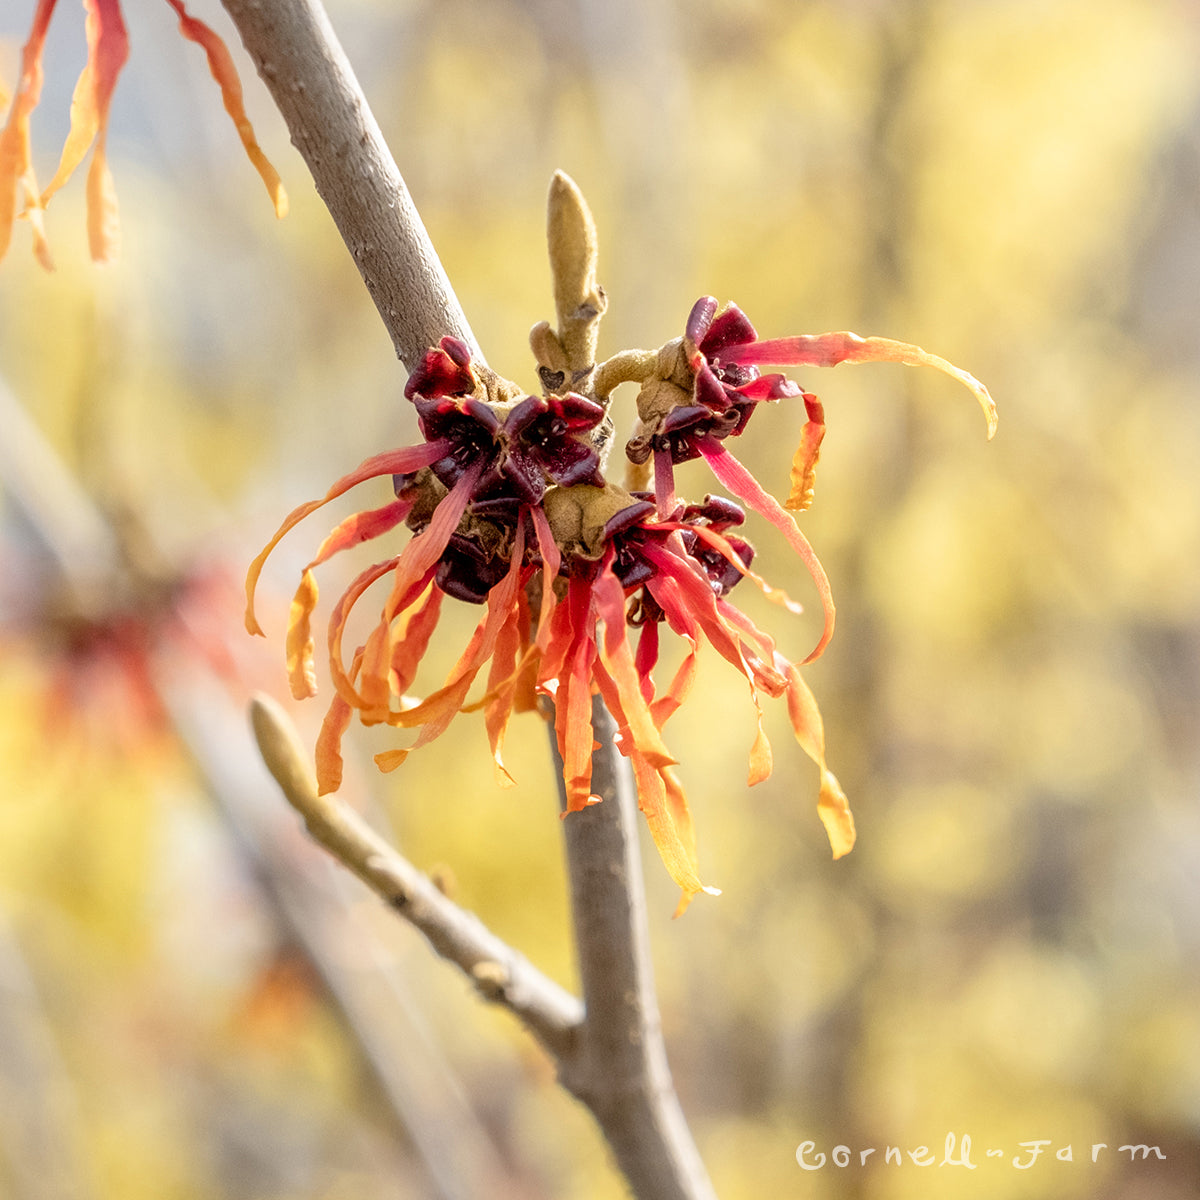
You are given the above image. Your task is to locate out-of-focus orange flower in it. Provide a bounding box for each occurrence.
[0,0,286,267]
[3,557,247,755]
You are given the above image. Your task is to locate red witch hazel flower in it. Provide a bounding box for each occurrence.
[244,172,997,914]
[1,0,286,267]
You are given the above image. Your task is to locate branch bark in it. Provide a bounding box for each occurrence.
[219,0,481,369]
[552,698,718,1200]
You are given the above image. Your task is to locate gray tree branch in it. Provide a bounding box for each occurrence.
[552,698,718,1200]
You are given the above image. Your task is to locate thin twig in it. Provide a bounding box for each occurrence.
[250,693,584,1063]
[218,0,481,369]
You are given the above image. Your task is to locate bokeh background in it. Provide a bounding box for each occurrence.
[2,0,1199,1197]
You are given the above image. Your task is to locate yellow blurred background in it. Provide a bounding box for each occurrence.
[2,0,1199,1197]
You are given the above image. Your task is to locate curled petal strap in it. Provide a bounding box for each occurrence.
[390,584,444,697]
[554,579,599,811]
[698,439,836,663]
[481,588,528,787]
[308,497,414,570]
[784,661,855,859]
[530,502,562,649]
[282,497,415,701]
[786,393,826,513]
[388,517,526,742]
[164,0,288,217]
[244,440,450,636]
[666,521,804,616]
[328,462,482,711]
[615,743,718,919]
[635,759,713,918]
[285,569,320,700]
[642,543,775,784]
[593,554,677,770]
[315,646,363,795]
[0,0,58,267]
[719,332,997,439]
[39,0,129,262]
[326,556,405,709]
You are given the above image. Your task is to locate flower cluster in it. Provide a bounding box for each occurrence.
[1,0,285,267]
[246,276,995,913]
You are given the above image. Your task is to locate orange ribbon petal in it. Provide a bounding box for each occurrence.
[785,393,826,513]
[39,0,129,262]
[308,498,413,570]
[666,520,804,616]
[550,577,599,811]
[285,568,319,700]
[387,522,524,743]
[0,0,57,267]
[357,613,395,722]
[389,584,444,696]
[326,555,405,709]
[784,661,855,858]
[529,502,563,653]
[643,540,761,685]
[622,751,718,918]
[642,542,779,785]
[244,441,447,637]
[314,646,362,795]
[722,331,997,439]
[374,748,409,773]
[558,638,598,810]
[164,0,288,217]
[481,594,529,787]
[699,440,835,663]
[593,556,676,770]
